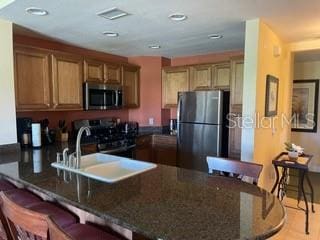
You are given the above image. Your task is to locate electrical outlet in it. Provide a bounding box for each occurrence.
[148,118,154,126]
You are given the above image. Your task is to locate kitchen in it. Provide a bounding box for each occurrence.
[0,1,320,240]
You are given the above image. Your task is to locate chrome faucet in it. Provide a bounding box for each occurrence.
[75,126,91,169]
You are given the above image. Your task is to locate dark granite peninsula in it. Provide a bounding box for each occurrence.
[0,145,285,240]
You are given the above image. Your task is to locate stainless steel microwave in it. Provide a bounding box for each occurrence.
[84,82,123,110]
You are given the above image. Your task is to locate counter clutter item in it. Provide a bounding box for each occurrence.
[271,152,315,235]
[31,123,41,147]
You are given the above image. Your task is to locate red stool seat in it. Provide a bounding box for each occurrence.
[64,224,121,240]
[0,179,16,191]
[27,202,78,229]
[4,189,42,207]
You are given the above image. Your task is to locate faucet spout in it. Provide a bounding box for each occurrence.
[75,126,91,169]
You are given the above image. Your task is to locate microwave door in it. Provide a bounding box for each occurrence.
[105,90,115,108]
[87,89,105,110]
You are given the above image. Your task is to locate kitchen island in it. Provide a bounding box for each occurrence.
[0,144,285,240]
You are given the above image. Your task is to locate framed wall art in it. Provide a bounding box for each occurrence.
[265,75,279,117]
[291,79,319,132]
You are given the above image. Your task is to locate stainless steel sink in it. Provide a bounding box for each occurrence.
[51,153,157,183]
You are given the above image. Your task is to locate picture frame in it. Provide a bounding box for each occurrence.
[291,79,319,132]
[265,75,279,117]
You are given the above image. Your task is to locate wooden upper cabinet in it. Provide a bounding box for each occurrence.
[122,65,140,108]
[51,53,83,110]
[213,63,230,90]
[190,64,213,90]
[84,59,104,83]
[162,67,189,108]
[14,46,51,111]
[230,58,244,106]
[105,64,121,84]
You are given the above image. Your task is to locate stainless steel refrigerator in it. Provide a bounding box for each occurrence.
[177,90,229,172]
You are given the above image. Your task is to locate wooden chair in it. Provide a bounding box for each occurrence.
[0,191,49,240]
[47,216,122,240]
[47,216,70,240]
[206,156,263,185]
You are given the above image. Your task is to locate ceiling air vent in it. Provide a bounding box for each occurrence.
[97,7,130,20]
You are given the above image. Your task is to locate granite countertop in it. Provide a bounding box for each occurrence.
[0,144,285,240]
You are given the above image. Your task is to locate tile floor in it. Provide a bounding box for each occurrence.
[271,198,320,240]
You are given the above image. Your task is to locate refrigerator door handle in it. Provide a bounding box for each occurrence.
[177,96,182,146]
[177,95,182,123]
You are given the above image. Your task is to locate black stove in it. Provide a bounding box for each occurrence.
[73,119,138,158]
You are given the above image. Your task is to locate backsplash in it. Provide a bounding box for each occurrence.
[16,110,129,131]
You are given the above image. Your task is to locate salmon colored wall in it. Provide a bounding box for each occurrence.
[171,50,244,66]
[127,56,171,126]
[13,35,128,63]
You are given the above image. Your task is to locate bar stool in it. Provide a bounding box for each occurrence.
[48,217,122,240]
[0,179,16,240]
[0,179,16,192]
[1,191,50,239]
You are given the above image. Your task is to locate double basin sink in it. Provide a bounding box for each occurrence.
[51,153,157,183]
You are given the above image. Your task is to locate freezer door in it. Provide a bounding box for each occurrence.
[177,91,223,125]
[177,122,221,172]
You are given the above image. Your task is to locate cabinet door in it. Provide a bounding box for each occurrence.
[230,59,244,106]
[135,135,153,162]
[213,63,230,90]
[84,59,104,83]
[152,135,177,166]
[14,46,51,110]
[52,53,83,110]
[162,67,189,108]
[190,64,213,90]
[122,65,140,108]
[228,110,242,159]
[105,64,121,84]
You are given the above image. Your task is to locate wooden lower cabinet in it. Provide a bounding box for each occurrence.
[51,53,83,110]
[135,134,177,166]
[135,135,153,162]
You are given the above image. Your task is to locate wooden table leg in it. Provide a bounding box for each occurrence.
[299,170,309,234]
[305,172,315,213]
[271,165,279,194]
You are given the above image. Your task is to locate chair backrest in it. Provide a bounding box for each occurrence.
[47,216,72,240]
[0,192,48,240]
[206,156,263,184]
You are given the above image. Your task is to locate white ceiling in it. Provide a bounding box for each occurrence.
[0,0,320,58]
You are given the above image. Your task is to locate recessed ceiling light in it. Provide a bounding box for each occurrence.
[26,7,48,16]
[149,45,161,49]
[208,34,223,40]
[102,31,119,37]
[97,7,129,20]
[168,13,187,21]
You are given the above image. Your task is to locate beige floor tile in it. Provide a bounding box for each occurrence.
[270,197,320,240]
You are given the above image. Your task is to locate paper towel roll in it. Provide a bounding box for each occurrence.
[31,123,41,147]
[33,149,42,173]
